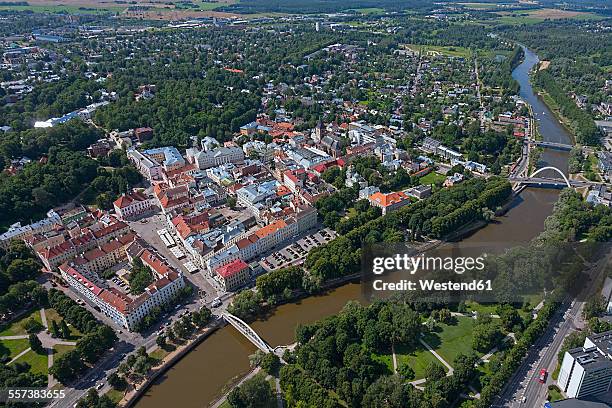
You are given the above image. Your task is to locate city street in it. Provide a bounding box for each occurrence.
[495,252,611,407]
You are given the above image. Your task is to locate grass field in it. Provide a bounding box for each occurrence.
[1,338,30,359]
[53,344,74,359]
[459,2,499,9]
[12,348,48,375]
[104,388,126,404]
[346,7,384,15]
[396,343,445,380]
[419,172,446,186]
[371,349,395,374]
[494,8,603,25]
[0,4,123,14]
[422,317,479,364]
[0,308,42,337]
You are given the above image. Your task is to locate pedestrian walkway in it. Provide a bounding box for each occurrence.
[0,334,28,340]
[8,347,31,364]
[419,338,454,375]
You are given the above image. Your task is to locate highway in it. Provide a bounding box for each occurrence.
[495,253,610,407]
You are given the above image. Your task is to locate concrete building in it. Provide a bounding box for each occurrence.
[113,191,156,220]
[186,140,244,170]
[558,331,612,399]
[214,259,250,291]
[368,191,411,215]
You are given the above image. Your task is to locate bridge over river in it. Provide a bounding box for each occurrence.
[509,166,602,192]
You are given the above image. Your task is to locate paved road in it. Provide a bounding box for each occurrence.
[495,253,610,407]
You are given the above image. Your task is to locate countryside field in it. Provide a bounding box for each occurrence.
[494,8,604,25]
[0,0,239,17]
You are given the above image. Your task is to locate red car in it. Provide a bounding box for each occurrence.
[538,368,547,383]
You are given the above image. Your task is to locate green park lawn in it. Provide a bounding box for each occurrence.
[104,388,126,404]
[0,308,42,337]
[396,343,445,380]
[418,172,446,186]
[53,344,75,359]
[464,301,498,316]
[1,338,31,359]
[422,317,479,365]
[12,348,48,375]
[371,349,394,374]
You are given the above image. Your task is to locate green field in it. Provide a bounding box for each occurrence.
[0,308,42,337]
[493,9,604,26]
[419,172,446,186]
[13,348,48,375]
[1,338,30,359]
[53,344,75,359]
[346,7,385,15]
[396,343,445,380]
[45,308,83,340]
[104,388,126,404]
[0,4,123,14]
[371,349,395,374]
[422,317,479,364]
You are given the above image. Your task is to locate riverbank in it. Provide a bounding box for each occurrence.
[533,87,577,146]
[121,319,225,408]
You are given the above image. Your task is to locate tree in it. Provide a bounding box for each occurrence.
[227,290,262,320]
[156,335,167,349]
[424,362,446,383]
[28,333,44,354]
[472,323,502,353]
[50,349,85,383]
[399,364,415,380]
[51,319,60,338]
[60,319,71,339]
[6,258,40,283]
[227,373,274,408]
[23,318,44,334]
[129,261,153,295]
[108,372,127,390]
[362,375,420,408]
[260,353,280,375]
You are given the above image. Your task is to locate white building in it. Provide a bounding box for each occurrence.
[113,191,156,220]
[558,331,612,399]
[186,142,244,170]
[59,249,185,331]
[0,209,61,249]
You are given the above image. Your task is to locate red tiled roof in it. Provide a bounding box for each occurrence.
[215,259,249,279]
[369,191,409,207]
[256,219,287,239]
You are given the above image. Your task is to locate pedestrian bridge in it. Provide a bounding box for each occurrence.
[510,166,601,191]
[223,312,273,353]
[527,140,573,151]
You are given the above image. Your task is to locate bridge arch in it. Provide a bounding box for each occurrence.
[223,312,272,353]
[528,166,571,188]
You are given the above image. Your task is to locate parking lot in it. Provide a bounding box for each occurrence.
[262,228,337,271]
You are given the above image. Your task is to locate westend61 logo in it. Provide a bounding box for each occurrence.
[372,253,487,275]
[362,242,605,304]
[362,244,499,300]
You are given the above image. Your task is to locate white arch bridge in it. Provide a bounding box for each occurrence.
[223,312,273,353]
[223,312,293,359]
[510,166,600,191]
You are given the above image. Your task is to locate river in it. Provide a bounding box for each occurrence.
[134,46,572,408]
